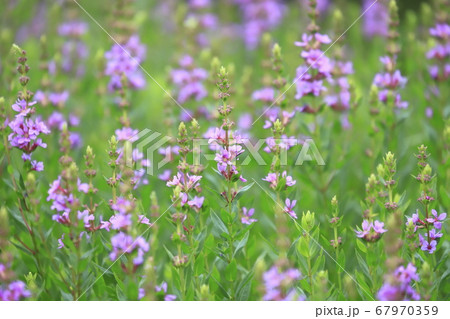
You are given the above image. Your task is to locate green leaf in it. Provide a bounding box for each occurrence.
[356,239,367,254]
[236,271,253,301]
[225,259,237,281]
[116,284,126,301]
[210,209,228,234]
[204,234,215,252]
[297,236,309,257]
[194,255,205,275]
[233,230,249,258]
[234,182,255,201]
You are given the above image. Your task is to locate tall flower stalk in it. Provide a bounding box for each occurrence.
[406,145,446,256]
[372,0,407,149]
[166,120,204,298]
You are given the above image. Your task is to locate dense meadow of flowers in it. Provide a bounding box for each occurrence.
[0,0,448,301]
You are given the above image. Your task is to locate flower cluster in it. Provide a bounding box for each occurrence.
[186,0,218,47]
[139,282,176,301]
[406,209,446,254]
[405,145,446,254]
[47,176,89,224]
[7,49,50,171]
[170,55,208,104]
[362,0,389,38]
[109,232,149,267]
[262,171,296,190]
[294,33,332,103]
[372,0,408,109]
[101,197,151,268]
[263,266,304,301]
[100,197,151,232]
[0,280,31,301]
[208,67,246,183]
[209,130,245,182]
[325,61,353,112]
[166,172,204,209]
[8,102,50,171]
[58,21,89,76]
[234,0,285,49]
[373,56,408,108]
[114,127,151,188]
[355,220,387,242]
[104,35,147,92]
[377,263,420,301]
[427,23,450,82]
[46,111,82,149]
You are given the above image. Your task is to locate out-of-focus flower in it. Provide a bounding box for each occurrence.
[241,207,257,225]
[0,281,31,301]
[362,0,388,37]
[109,232,149,266]
[170,55,208,104]
[234,0,285,49]
[263,266,304,301]
[377,263,420,301]
[105,35,147,91]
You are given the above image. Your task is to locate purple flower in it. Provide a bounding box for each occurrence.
[238,113,253,131]
[241,207,257,225]
[284,198,297,219]
[111,197,134,214]
[187,196,205,210]
[355,220,387,242]
[282,171,296,187]
[77,210,94,228]
[8,109,50,166]
[115,127,139,142]
[235,0,285,49]
[109,232,149,266]
[426,209,446,230]
[105,35,147,92]
[362,0,388,38]
[252,87,275,103]
[158,169,172,181]
[109,212,132,230]
[263,266,303,301]
[155,282,177,301]
[138,215,151,226]
[373,56,408,108]
[57,233,65,249]
[58,21,88,37]
[0,281,31,301]
[48,91,69,106]
[262,172,278,188]
[378,263,420,301]
[170,56,208,104]
[419,234,437,254]
[12,99,35,117]
[426,229,443,240]
[262,171,296,189]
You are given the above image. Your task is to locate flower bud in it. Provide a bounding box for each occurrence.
[423,164,432,178]
[272,43,281,60]
[376,164,385,177]
[199,284,212,301]
[25,172,36,194]
[331,195,338,207]
[301,210,315,232]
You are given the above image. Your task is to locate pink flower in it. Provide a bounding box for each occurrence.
[284,198,297,219]
[241,207,257,225]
